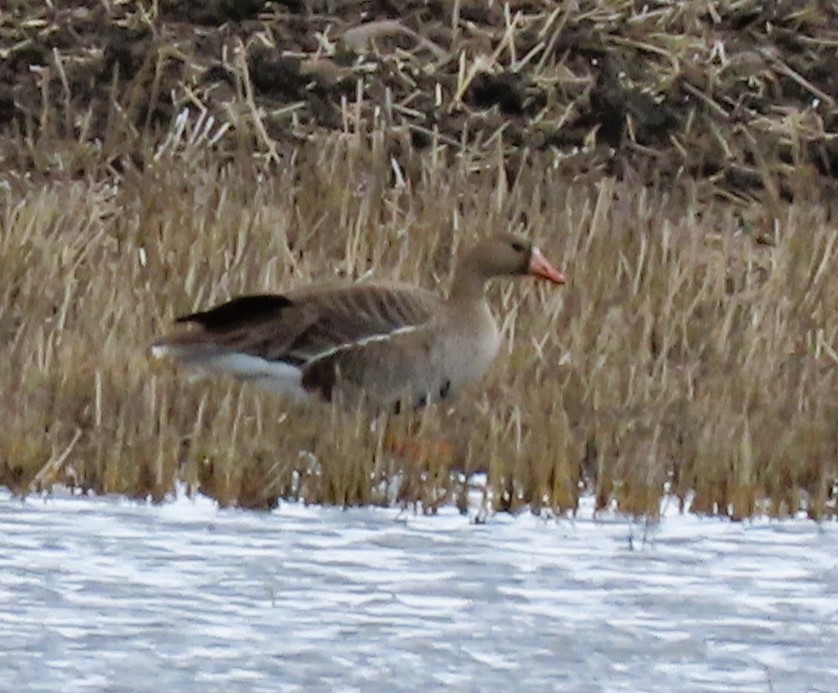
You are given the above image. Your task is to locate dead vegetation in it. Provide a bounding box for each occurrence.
[2,1,838,201]
[0,1,836,518]
[0,124,835,518]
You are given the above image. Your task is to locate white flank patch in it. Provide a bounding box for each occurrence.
[154,343,309,400]
[306,323,422,364]
[207,353,308,400]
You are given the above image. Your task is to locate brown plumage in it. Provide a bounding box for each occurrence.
[151,234,565,411]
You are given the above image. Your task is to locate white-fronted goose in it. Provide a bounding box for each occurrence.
[151,234,565,412]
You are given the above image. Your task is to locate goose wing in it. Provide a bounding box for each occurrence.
[154,282,440,370]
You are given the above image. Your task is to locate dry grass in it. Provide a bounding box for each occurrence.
[1,0,836,520]
[1,120,835,518]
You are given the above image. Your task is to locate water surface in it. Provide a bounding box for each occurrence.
[1,491,835,692]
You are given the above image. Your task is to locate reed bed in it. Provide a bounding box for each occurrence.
[1,126,835,518]
[0,0,836,518]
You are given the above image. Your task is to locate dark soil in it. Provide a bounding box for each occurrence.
[2,0,838,199]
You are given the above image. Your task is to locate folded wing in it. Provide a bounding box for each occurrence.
[152,282,441,404]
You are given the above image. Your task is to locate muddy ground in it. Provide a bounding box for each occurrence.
[1,1,837,200]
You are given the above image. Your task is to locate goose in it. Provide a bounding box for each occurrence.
[151,234,565,412]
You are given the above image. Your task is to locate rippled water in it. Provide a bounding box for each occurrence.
[1,490,836,692]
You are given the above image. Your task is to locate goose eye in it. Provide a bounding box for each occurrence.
[510,242,526,252]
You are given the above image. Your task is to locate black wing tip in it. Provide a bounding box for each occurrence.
[175,294,294,330]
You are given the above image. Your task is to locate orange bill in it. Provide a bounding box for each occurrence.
[529,247,566,284]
